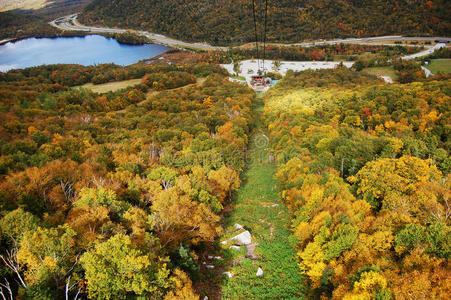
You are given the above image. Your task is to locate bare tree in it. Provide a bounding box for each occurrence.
[149,142,159,161]
[430,198,450,222]
[0,279,13,300]
[65,276,82,300]
[0,249,27,289]
[61,181,75,203]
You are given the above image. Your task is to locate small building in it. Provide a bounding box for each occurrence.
[251,75,265,86]
[251,76,271,87]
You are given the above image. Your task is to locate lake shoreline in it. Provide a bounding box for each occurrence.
[0,31,164,47]
[0,38,20,45]
[0,35,170,72]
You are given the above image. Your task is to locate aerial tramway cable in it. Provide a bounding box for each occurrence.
[251,0,260,71]
[262,0,269,75]
[251,0,270,76]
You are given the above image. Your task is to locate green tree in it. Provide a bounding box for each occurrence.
[74,187,130,216]
[148,166,178,190]
[272,60,282,71]
[80,234,170,299]
[17,225,77,287]
[0,208,39,246]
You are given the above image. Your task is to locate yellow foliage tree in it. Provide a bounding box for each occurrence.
[164,269,200,300]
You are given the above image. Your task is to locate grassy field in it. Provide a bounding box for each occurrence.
[78,78,142,93]
[216,96,306,299]
[362,66,398,81]
[425,59,451,74]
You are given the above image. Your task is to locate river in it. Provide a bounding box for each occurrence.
[0,35,169,72]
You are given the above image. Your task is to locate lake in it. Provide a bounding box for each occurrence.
[0,35,169,72]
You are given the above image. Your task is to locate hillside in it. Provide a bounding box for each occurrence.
[0,11,41,29]
[0,11,58,40]
[0,30,449,299]
[0,62,254,299]
[80,0,451,45]
[1,59,448,300]
[264,69,451,298]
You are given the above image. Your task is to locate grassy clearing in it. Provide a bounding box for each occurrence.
[362,66,398,81]
[79,78,142,93]
[218,96,306,299]
[425,59,451,74]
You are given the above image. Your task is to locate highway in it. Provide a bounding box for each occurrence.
[292,36,451,47]
[50,14,228,51]
[402,43,446,60]
[50,14,449,56]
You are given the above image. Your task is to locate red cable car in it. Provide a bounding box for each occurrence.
[251,75,271,87]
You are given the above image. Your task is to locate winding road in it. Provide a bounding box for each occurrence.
[50,14,228,51]
[50,14,449,57]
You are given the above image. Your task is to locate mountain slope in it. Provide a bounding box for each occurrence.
[0,11,60,40]
[80,0,451,45]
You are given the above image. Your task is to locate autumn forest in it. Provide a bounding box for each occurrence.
[0,0,450,299]
[0,63,256,298]
[81,0,451,45]
[0,53,449,299]
[265,68,450,299]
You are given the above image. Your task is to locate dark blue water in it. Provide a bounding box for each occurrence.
[0,35,169,72]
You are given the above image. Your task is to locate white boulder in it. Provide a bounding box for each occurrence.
[231,230,252,245]
[208,255,223,260]
[233,223,244,231]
